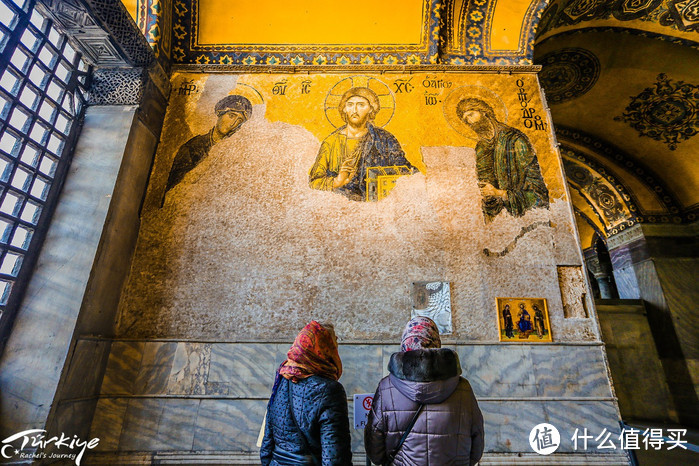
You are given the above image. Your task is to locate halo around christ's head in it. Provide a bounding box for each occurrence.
[443,85,508,140]
[325,76,395,129]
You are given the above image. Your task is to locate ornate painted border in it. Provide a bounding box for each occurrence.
[171,63,543,73]
[135,0,172,69]
[555,126,681,212]
[441,0,551,65]
[562,148,640,231]
[535,25,699,51]
[573,206,607,242]
[536,0,699,41]
[172,0,441,66]
[555,126,697,226]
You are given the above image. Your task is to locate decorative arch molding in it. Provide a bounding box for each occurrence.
[133,0,172,67]
[442,0,551,65]
[562,150,639,237]
[573,206,606,243]
[555,126,682,214]
[535,26,699,51]
[535,0,699,48]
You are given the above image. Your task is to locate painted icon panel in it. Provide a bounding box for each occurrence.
[497,297,552,342]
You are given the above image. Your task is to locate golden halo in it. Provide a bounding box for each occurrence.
[443,85,508,140]
[324,76,395,129]
[228,82,265,105]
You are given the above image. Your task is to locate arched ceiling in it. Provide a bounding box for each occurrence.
[537,0,699,47]
[534,0,699,245]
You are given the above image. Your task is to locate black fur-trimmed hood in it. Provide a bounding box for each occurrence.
[388,348,462,404]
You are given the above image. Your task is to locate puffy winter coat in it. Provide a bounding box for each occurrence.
[364,348,484,465]
[260,375,353,465]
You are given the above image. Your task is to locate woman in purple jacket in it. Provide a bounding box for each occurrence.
[364,317,484,465]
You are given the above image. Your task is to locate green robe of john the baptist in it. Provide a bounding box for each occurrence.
[475,123,549,222]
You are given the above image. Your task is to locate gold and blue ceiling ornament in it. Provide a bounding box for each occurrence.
[536,0,699,49]
[536,47,600,104]
[170,0,442,66]
[439,0,550,66]
[615,73,699,151]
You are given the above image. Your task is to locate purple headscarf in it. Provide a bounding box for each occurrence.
[401,316,441,351]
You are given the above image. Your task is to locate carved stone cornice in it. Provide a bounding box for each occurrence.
[37,0,154,67]
[87,67,145,105]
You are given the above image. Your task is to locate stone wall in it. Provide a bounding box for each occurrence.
[87,339,627,464]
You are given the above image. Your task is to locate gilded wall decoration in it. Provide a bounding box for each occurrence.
[136,0,172,66]
[536,47,600,104]
[171,0,440,66]
[166,0,549,66]
[615,73,699,150]
[667,0,699,31]
[562,155,637,235]
[441,0,549,65]
[539,0,668,30]
[563,158,629,227]
[117,71,596,342]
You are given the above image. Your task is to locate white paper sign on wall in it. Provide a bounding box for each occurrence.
[353,393,374,429]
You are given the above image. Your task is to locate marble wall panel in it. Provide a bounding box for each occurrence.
[167,342,211,395]
[207,343,280,397]
[118,398,163,451]
[133,342,177,395]
[193,399,267,451]
[655,259,699,360]
[61,339,111,399]
[456,345,537,397]
[338,345,384,396]
[91,341,619,458]
[612,265,641,299]
[100,342,615,401]
[45,398,98,455]
[89,398,128,451]
[543,401,622,453]
[100,341,145,395]
[529,346,612,398]
[480,401,620,453]
[120,398,199,451]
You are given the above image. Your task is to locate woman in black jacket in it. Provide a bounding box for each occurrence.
[261,321,352,465]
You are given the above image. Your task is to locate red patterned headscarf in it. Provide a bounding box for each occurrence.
[401,316,441,351]
[279,321,342,382]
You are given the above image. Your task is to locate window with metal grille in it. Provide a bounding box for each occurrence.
[0,0,88,349]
